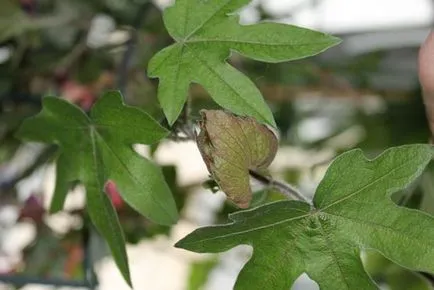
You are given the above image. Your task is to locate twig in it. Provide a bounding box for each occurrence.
[55,34,88,72]
[82,217,98,289]
[167,134,195,142]
[161,96,196,141]
[178,97,196,140]
[10,37,28,71]
[117,2,151,95]
[249,170,310,203]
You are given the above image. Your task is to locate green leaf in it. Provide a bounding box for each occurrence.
[176,145,434,290]
[0,0,29,42]
[17,91,179,285]
[187,258,219,290]
[148,0,340,126]
[0,1,75,43]
[86,186,131,285]
[364,251,432,290]
[197,110,278,208]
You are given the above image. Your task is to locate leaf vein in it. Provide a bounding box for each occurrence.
[317,217,351,289]
[320,161,410,211]
[94,131,172,219]
[186,45,265,120]
[183,0,232,40]
[183,212,310,245]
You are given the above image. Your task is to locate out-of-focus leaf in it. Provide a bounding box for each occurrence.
[365,251,432,290]
[0,1,77,42]
[386,267,432,290]
[0,139,20,163]
[197,110,278,208]
[0,0,29,42]
[187,258,218,290]
[21,226,83,280]
[177,145,434,290]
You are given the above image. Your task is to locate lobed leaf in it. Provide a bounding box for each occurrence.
[17,91,179,285]
[148,0,341,126]
[176,145,434,290]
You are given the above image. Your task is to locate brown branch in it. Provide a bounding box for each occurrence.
[249,170,310,203]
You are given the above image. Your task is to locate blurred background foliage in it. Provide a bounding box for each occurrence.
[0,0,433,289]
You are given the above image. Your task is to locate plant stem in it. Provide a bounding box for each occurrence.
[54,21,91,73]
[117,2,151,95]
[179,96,196,140]
[249,170,310,203]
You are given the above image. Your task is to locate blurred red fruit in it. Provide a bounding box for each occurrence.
[104,180,124,210]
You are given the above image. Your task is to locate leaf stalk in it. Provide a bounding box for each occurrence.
[249,170,311,203]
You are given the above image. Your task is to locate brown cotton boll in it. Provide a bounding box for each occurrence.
[197,110,278,208]
[418,30,434,139]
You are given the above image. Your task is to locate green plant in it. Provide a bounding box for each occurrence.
[14,0,434,289]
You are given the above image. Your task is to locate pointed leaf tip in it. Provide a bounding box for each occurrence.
[149,0,340,126]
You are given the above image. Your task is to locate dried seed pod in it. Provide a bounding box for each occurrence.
[197,110,278,208]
